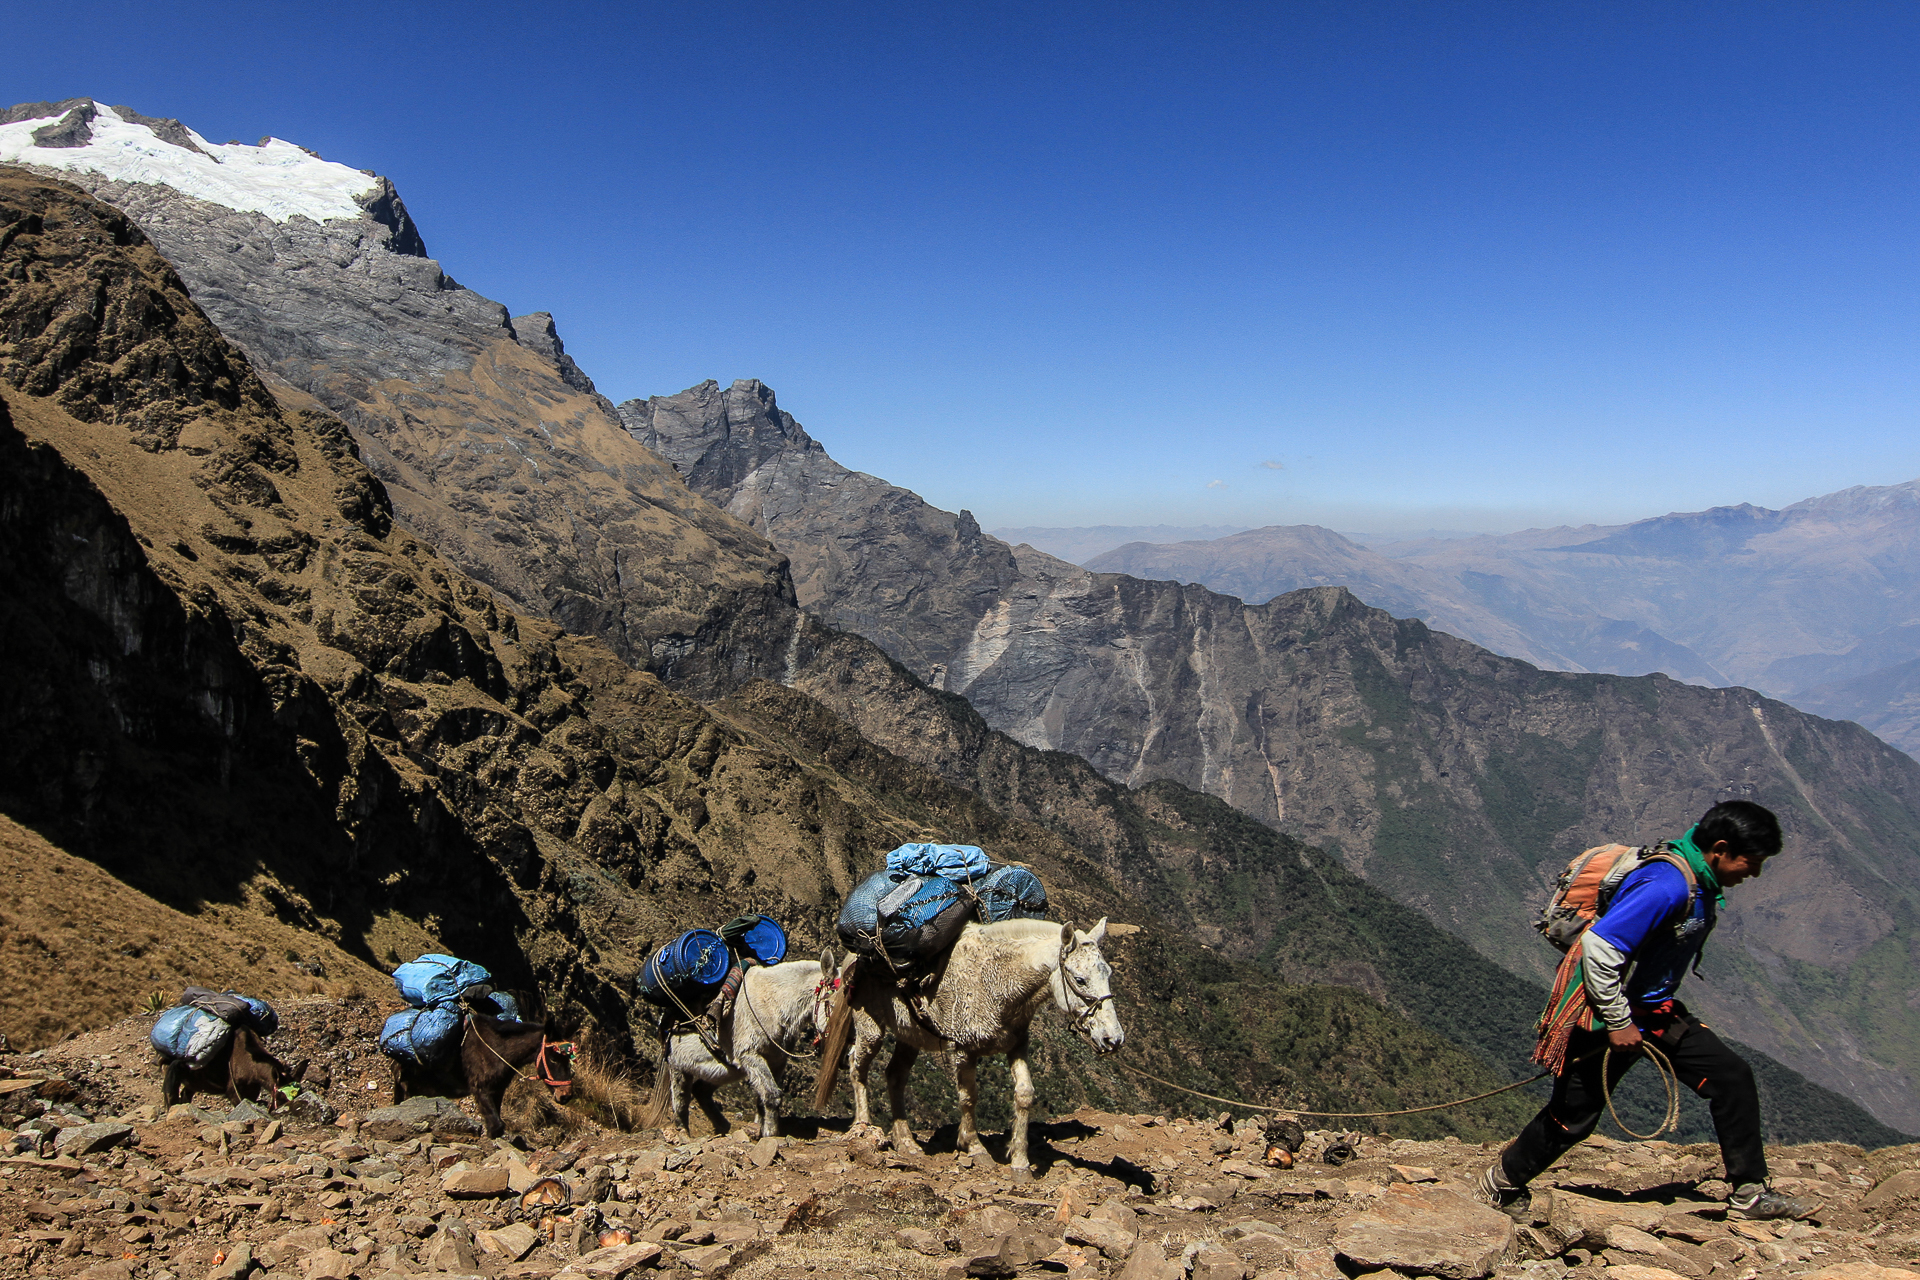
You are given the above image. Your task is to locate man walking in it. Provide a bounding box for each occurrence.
[1478,800,1807,1220]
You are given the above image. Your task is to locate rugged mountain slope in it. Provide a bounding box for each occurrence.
[0,166,1576,1140]
[6,167,1900,1148]
[1087,526,1729,684]
[620,380,1920,1133]
[1,99,799,698]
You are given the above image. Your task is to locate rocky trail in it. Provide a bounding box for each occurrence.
[2,1002,1916,1280]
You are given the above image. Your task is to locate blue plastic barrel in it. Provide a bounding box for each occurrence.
[738,915,788,966]
[636,929,731,1008]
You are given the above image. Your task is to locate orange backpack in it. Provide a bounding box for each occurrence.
[1535,842,1699,952]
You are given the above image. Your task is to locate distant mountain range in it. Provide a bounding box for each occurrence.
[4,97,1916,1140]
[990,525,1252,565]
[1081,486,1920,757]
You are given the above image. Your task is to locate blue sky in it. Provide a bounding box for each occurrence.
[14,2,1920,535]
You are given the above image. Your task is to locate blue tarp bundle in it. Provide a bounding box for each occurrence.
[150,1005,232,1065]
[636,930,732,1008]
[379,1007,464,1067]
[977,864,1049,922]
[885,843,991,882]
[392,954,493,1009]
[837,870,974,963]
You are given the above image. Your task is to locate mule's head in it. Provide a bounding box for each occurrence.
[1059,919,1125,1054]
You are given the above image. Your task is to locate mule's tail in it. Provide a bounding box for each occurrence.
[636,1049,675,1132]
[811,958,859,1113]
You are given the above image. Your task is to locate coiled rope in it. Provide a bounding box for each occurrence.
[1116,1038,1682,1136]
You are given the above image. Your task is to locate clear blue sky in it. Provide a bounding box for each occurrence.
[15,2,1920,534]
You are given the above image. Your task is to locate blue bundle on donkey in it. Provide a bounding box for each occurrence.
[380,952,574,1138]
[150,987,294,1112]
[836,844,1050,969]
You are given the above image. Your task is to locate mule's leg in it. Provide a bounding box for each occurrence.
[954,1052,987,1158]
[884,1042,924,1154]
[847,1012,884,1130]
[391,1060,410,1105]
[161,1060,183,1109]
[473,1080,507,1140]
[668,1063,693,1137]
[739,1050,783,1140]
[1007,1041,1036,1175]
[690,1080,730,1135]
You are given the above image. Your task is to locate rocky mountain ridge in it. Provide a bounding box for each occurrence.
[0,98,800,699]
[1084,484,1920,757]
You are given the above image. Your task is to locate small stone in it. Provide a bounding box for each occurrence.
[424,1222,480,1272]
[1114,1239,1172,1280]
[1860,1169,1920,1209]
[1064,1215,1136,1260]
[52,1121,133,1156]
[442,1165,511,1196]
[1332,1187,1515,1280]
[1055,1184,1095,1222]
[1191,1244,1249,1280]
[207,1244,256,1280]
[1389,1164,1438,1183]
[750,1135,781,1167]
[679,1242,734,1273]
[565,1241,664,1278]
[477,1222,541,1261]
[898,1227,946,1256]
[1597,1267,1691,1280]
[300,1249,354,1280]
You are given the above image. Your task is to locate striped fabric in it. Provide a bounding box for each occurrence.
[1533,937,1601,1073]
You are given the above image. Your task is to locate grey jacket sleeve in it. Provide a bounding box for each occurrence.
[1582,931,1634,1030]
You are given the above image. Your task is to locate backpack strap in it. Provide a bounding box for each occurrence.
[1645,847,1709,975]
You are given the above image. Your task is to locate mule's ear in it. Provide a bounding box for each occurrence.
[1061,922,1076,951]
[1087,917,1109,946]
[819,946,835,972]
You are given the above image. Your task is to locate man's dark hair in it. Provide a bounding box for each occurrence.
[1695,800,1783,859]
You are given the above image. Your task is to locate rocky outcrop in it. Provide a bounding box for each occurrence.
[620,379,1920,1135]
[2,101,800,698]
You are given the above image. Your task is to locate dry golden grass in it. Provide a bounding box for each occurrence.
[0,814,389,1050]
[565,1045,649,1131]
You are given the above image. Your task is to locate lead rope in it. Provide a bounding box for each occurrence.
[1116,1041,1678,1130]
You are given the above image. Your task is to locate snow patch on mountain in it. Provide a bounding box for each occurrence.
[0,102,376,225]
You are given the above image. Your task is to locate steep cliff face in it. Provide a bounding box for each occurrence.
[0,168,1602,1138]
[622,379,1920,1133]
[1,100,800,698]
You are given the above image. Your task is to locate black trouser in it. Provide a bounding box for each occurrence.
[1502,1004,1767,1189]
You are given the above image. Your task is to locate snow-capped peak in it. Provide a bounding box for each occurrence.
[0,100,378,225]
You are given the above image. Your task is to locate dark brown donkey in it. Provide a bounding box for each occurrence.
[388,996,574,1139]
[161,1028,299,1112]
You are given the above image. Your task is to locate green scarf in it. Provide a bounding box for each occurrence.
[1670,825,1727,908]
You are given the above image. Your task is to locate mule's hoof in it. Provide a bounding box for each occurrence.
[1007,1163,1034,1181]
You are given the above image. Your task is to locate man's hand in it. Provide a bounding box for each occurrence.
[1608,1025,1644,1050]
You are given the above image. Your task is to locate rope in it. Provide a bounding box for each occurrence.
[1604,1040,1682,1140]
[1116,1041,1677,1129]
[1115,1060,1554,1119]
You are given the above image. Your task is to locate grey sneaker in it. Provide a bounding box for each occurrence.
[1476,1163,1533,1221]
[1729,1182,1813,1220]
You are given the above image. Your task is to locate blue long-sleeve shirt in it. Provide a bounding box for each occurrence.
[1584,861,1714,1029]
